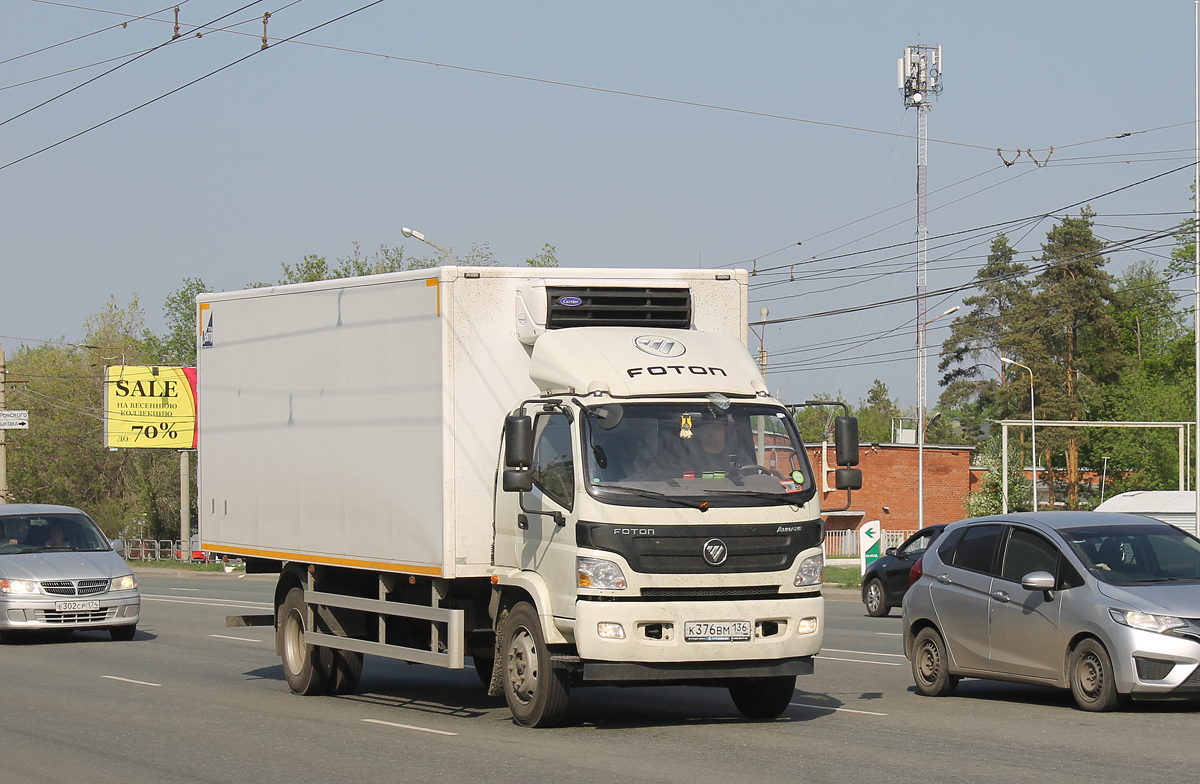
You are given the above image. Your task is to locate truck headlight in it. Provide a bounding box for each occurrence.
[578,557,628,590]
[0,579,40,595]
[110,574,137,591]
[794,553,824,587]
[1109,609,1186,634]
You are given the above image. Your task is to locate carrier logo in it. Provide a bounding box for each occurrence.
[702,538,729,566]
[558,296,583,307]
[634,335,686,358]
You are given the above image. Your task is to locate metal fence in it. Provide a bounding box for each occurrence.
[122,539,187,562]
[824,529,915,559]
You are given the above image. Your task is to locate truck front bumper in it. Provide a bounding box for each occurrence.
[573,593,823,680]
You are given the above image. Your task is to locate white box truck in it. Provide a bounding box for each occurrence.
[197,266,860,727]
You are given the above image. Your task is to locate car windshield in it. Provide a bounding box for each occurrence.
[0,513,111,554]
[582,401,817,508]
[1060,524,1200,585]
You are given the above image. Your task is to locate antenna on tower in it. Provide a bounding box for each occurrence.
[899,43,943,528]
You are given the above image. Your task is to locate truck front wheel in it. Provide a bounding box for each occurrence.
[279,587,331,696]
[728,675,796,719]
[501,602,570,727]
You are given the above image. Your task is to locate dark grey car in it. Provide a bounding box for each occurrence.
[0,504,140,641]
[903,511,1200,711]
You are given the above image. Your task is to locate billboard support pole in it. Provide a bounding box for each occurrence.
[180,450,189,561]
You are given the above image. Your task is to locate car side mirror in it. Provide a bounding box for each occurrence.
[885,547,897,557]
[110,538,125,554]
[1021,570,1056,598]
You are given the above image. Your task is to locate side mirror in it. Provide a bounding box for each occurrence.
[834,416,859,466]
[594,403,624,431]
[835,467,862,491]
[1020,571,1056,592]
[885,547,897,558]
[503,469,534,493]
[110,538,125,554]
[504,414,533,468]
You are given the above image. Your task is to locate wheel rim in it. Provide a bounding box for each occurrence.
[867,583,882,613]
[916,638,941,686]
[283,608,306,675]
[1075,650,1105,701]
[506,625,540,705]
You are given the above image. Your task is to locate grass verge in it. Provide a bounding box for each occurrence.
[824,565,862,589]
[127,559,243,573]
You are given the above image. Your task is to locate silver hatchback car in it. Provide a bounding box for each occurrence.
[903,511,1200,711]
[0,504,140,641]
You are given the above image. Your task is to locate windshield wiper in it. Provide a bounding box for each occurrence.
[591,484,710,511]
[706,489,805,505]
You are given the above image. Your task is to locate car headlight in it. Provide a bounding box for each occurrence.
[110,574,137,591]
[794,553,824,587]
[578,557,628,590]
[1109,609,1187,634]
[0,579,40,595]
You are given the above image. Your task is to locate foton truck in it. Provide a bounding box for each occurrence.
[197,267,860,727]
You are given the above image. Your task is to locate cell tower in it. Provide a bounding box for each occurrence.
[899,44,943,526]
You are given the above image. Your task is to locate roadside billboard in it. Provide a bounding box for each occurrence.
[104,366,197,449]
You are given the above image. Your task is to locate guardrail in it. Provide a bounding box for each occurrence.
[122,539,204,562]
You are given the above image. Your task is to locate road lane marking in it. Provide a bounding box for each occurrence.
[790,701,888,716]
[210,634,262,642]
[362,718,457,736]
[875,632,902,637]
[816,655,902,666]
[142,594,271,610]
[169,588,200,592]
[102,675,161,687]
[823,647,906,658]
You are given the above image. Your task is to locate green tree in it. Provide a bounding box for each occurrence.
[146,277,210,367]
[855,379,902,443]
[966,435,1032,516]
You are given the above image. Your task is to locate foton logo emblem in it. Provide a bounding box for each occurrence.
[703,538,729,566]
[634,335,686,358]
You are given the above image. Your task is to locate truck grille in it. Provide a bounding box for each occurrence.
[641,586,780,600]
[578,521,823,574]
[545,287,692,330]
[39,579,110,596]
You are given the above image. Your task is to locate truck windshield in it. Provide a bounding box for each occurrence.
[582,402,817,508]
[0,514,112,554]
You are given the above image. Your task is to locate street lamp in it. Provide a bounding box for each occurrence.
[401,227,453,266]
[917,305,960,526]
[1001,356,1037,512]
[750,305,769,378]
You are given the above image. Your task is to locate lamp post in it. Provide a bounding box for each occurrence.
[917,305,960,526]
[401,227,453,266]
[1001,356,1037,512]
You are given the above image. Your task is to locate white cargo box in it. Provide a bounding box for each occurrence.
[197,266,749,578]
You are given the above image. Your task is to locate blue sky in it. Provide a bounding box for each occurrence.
[2,1,1196,409]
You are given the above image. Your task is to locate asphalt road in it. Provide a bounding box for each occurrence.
[2,569,1196,784]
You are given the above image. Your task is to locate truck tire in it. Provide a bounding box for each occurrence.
[279,587,331,696]
[728,675,796,719]
[327,649,364,695]
[501,602,570,727]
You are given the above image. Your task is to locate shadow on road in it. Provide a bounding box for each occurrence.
[0,628,157,645]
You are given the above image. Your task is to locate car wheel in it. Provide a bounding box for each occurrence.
[501,602,570,727]
[864,578,890,617]
[729,675,797,719]
[911,627,958,697]
[1069,638,1123,712]
[109,624,136,641]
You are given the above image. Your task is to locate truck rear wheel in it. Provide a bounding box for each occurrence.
[728,675,796,719]
[501,602,570,727]
[327,649,363,695]
[279,587,331,696]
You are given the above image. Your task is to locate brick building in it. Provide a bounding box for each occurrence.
[806,442,974,532]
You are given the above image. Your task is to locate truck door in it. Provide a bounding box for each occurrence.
[517,411,579,618]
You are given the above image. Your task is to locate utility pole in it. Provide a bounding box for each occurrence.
[757,306,769,378]
[899,44,943,527]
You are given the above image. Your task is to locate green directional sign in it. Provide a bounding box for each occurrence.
[859,520,882,576]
